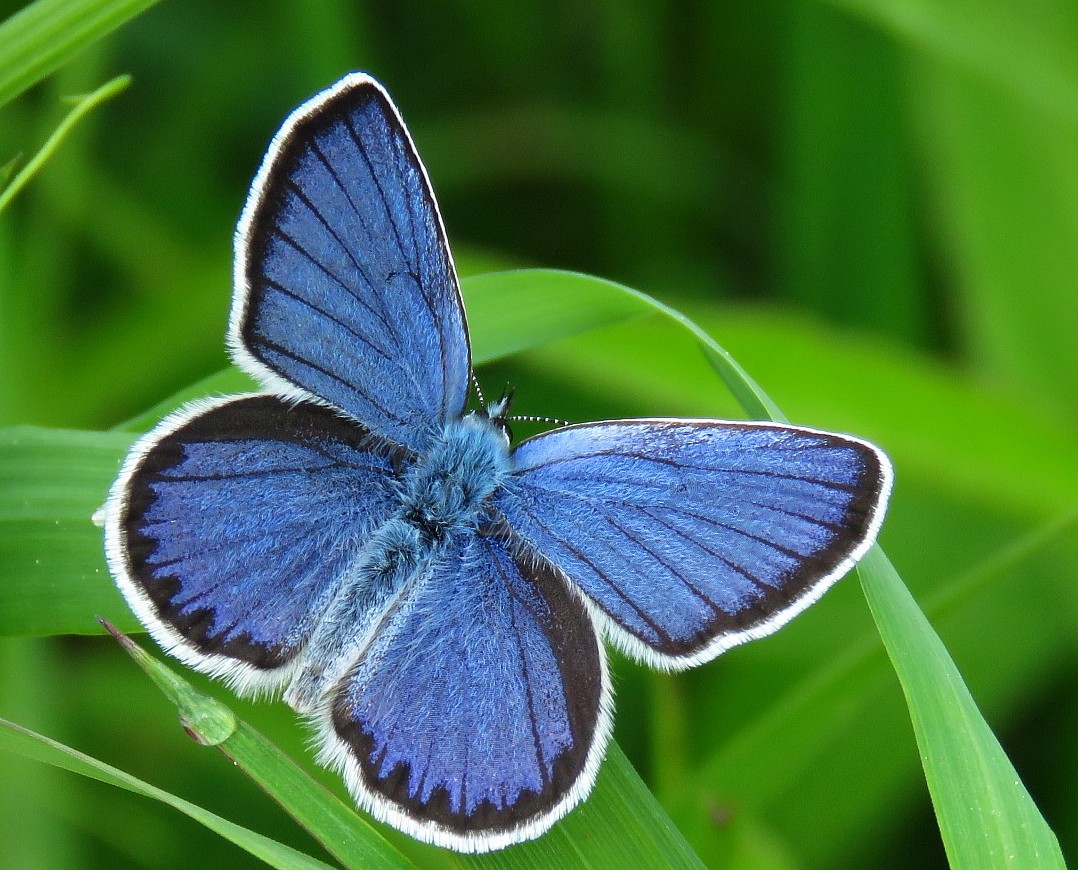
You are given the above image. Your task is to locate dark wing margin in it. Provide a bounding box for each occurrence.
[319,529,609,853]
[231,72,471,453]
[494,419,892,669]
[102,395,401,695]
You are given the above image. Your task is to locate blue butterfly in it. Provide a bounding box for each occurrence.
[103,72,892,853]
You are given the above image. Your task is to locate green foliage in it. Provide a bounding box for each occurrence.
[0,717,341,870]
[0,73,130,213]
[0,0,159,108]
[1,1,1075,868]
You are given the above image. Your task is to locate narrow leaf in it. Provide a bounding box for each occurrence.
[0,0,160,109]
[0,718,339,870]
[858,547,1065,868]
[104,627,417,869]
[0,74,130,214]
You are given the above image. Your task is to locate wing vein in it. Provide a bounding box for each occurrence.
[517,506,672,643]
[252,335,409,425]
[484,538,550,789]
[259,276,396,363]
[342,112,412,265]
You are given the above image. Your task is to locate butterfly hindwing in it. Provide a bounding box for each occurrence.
[323,529,609,852]
[494,420,892,668]
[104,395,401,693]
[233,73,471,453]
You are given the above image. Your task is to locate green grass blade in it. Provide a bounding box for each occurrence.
[105,624,416,869]
[458,745,705,870]
[467,270,783,421]
[689,510,1077,862]
[0,426,134,636]
[0,73,130,214]
[858,546,1065,867]
[0,0,160,109]
[0,717,340,870]
[464,269,654,364]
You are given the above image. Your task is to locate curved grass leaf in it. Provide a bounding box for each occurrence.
[0,717,339,870]
[0,0,161,110]
[857,547,1065,868]
[0,73,130,214]
[103,623,416,869]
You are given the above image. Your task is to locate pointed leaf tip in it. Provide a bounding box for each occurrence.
[102,619,237,746]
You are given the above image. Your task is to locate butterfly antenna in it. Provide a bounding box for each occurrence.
[471,372,486,407]
[508,414,573,428]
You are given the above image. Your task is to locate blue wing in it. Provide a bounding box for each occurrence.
[323,530,607,852]
[494,420,892,668]
[232,73,470,453]
[104,395,401,692]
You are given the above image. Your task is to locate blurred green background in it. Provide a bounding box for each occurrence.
[1,1,1076,868]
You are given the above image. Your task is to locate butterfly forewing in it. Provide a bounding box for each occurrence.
[322,530,608,852]
[106,396,401,692]
[233,73,471,453]
[494,420,891,668]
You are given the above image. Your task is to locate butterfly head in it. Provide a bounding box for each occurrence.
[476,386,515,444]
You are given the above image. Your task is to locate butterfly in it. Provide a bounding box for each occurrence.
[102,72,893,853]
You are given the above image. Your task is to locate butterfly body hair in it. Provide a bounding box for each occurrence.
[284,411,513,711]
[398,413,513,541]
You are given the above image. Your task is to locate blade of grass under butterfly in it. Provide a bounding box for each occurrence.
[0,0,161,110]
[0,74,130,214]
[856,547,1065,868]
[458,744,705,870]
[0,718,339,870]
[102,621,418,869]
[689,509,1078,857]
